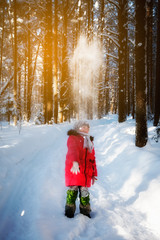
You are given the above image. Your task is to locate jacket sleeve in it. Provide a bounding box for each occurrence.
[66,136,80,164]
[91,147,98,177]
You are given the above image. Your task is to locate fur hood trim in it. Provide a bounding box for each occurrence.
[67,129,94,141]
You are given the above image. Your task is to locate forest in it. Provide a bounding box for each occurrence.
[0,0,160,147]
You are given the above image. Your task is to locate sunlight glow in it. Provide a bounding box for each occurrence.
[70,35,103,118]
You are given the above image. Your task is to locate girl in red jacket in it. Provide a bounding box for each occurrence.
[65,120,97,218]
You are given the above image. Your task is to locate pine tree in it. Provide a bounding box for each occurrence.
[118,0,127,123]
[53,0,58,124]
[146,0,153,116]
[153,0,160,126]
[27,3,32,122]
[135,0,148,147]
[60,0,70,122]
[98,0,105,119]
[13,0,17,125]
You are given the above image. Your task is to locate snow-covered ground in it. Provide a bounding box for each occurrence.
[0,115,160,240]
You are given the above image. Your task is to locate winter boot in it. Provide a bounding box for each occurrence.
[65,204,76,218]
[65,189,78,218]
[79,195,91,218]
[80,203,91,218]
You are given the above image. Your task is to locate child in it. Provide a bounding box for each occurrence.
[65,120,97,218]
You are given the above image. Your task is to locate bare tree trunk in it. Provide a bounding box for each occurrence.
[153,0,160,126]
[135,0,148,147]
[27,8,32,122]
[0,6,4,86]
[17,66,21,120]
[146,0,153,117]
[87,0,93,119]
[13,0,17,125]
[98,0,104,119]
[24,36,27,120]
[45,0,53,123]
[132,49,135,119]
[105,52,110,114]
[126,25,130,116]
[60,0,69,123]
[118,0,127,123]
[54,0,58,123]
[43,39,47,123]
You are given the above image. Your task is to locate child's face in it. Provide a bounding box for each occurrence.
[79,125,90,134]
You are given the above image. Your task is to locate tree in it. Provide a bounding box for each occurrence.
[153,0,160,126]
[27,3,32,122]
[53,0,58,124]
[60,0,70,123]
[0,3,5,85]
[98,0,105,119]
[146,0,153,116]
[87,0,94,119]
[43,0,53,124]
[135,0,148,147]
[118,0,127,123]
[13,0,17,125]
[0,0,158,130]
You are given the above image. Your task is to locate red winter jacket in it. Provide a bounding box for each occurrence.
[65,130,97,188]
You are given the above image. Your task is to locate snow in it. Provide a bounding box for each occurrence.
[0,115,160,240]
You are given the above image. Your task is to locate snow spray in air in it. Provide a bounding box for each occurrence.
[70,35,103,119]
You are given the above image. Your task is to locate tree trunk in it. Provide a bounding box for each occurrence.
[0,7,4,86]
[153,0,160,126]
[27,8,32,122]
[46,0,53,123]
[43,40,47,123]
[60,0,69,123]
[53,0,58,123]
[24,36,27,120]
[105,52,110,115]
[126,27,130,116]
[135,0,148,147]
[146,0,153,117]
[98,0,104,119]
[118,0,127,123]
[132,49,135,119]
[43,0,53,124]
[87,0,93,119]
[13,0,17,125]
[17,66,21,120]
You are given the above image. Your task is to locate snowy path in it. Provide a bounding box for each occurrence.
[0,116,160,240]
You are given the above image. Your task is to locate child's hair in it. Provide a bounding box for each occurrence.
[73,120,90,131]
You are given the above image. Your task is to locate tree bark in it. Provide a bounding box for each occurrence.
[135,0,148,147]
[13,0,17,125]
[53,0,58,123]
[118,0,127,123]
[27,7,32,122]
[46,0,53,123]
[60,0,69,123]
[146,0,153,116]
[98,0,104,119]
[153,0,160,126]
[87,0,94,119]
[0,6,4,86]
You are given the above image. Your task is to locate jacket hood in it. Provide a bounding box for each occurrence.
[67,129,79,136]
[67,129,94,141]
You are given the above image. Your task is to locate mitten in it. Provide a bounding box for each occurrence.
[70,161,80,174]
[92,176,97,185]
